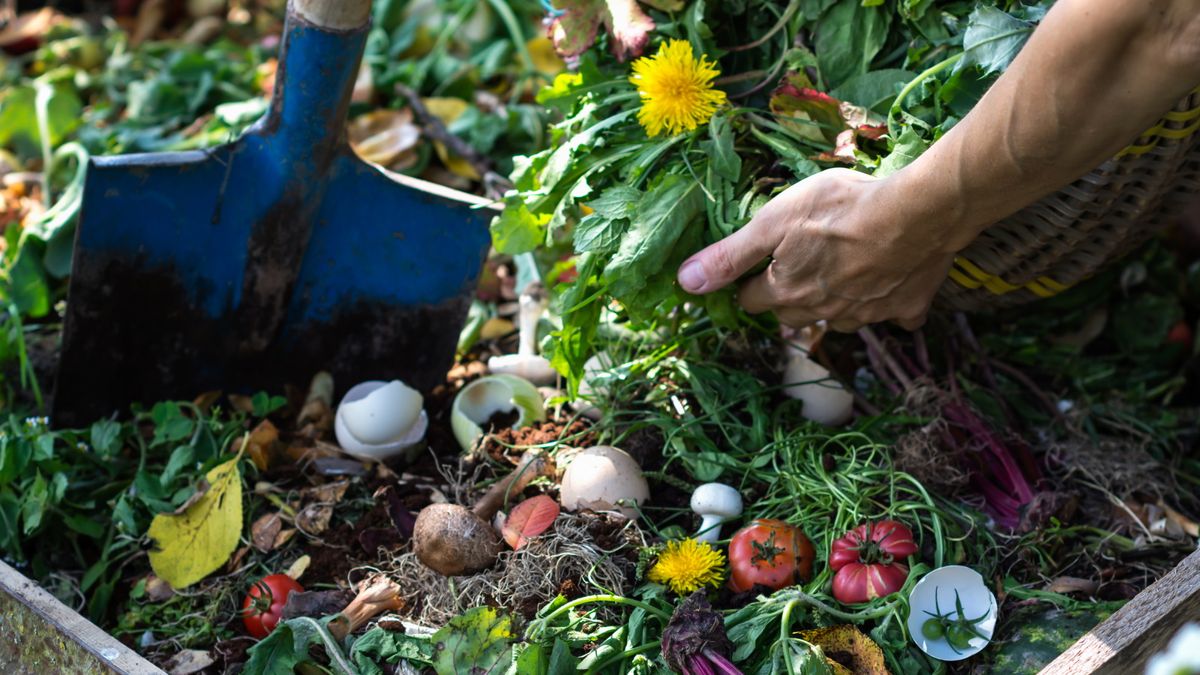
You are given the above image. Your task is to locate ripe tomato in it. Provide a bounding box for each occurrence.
[727,519,815,593]
[1166,320,1193,348]
[242,574,304,639]
[828,520,918,604]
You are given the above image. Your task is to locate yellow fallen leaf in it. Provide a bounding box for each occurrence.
[422,97,482,180]
[797,625,890,675]
[527,37,565,76]
[148,455,243,589]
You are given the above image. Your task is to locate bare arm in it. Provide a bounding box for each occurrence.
[679,0,1200,330]
[899,0,1200,253]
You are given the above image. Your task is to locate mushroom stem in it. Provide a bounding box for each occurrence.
[329,575,404,640]
[695,515,725,543]
[516,290,543,358]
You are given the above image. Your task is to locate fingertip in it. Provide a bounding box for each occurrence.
[678,258,708,294]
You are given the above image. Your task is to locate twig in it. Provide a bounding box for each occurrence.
[858,327,914,391]
[394,84,514,199]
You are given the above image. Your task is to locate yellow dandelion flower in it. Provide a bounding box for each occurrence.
[630,39,727,137]
[647,539,726,595]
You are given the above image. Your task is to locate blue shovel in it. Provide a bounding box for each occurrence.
[52,0,493,426]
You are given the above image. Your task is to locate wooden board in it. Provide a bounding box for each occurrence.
[0,560,164,675]
[1041,547,1200,674]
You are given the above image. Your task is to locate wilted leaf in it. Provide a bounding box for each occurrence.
[1044,577,1099,596]
[296,503,333,535]
[501,495,560,549]
[147,456,243,589]
[604,0,654,61]
[349,109,420,168]
[301,480,349,505]
[431,606,515,675]
[245,420,279,472]
[527,37,565,76]
[796,625,889,675]
[286,554,311,580]
[550,0,654,61]
[281,589,354,621]
[164,649,214,675]
[251,512,283,553]
[144,575,176,602]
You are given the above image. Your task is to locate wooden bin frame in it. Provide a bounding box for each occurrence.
[1,549,1197,674]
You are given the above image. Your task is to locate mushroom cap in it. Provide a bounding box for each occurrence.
[559,446,649,519]
[412,504,502,576]
[487,354,558,386]
[689,483,743,518]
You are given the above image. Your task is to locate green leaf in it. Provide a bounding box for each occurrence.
[875,126,929,178]
[250,392,287,417]
[351,628,434,674]
[814,0,892,89]
[431,606,516,675]
[0,83,82,155]
[7,241,51,318]
[243,623,302,675]
[64,514,106,539]
[956,5,1036,75]
[151,402,194,445]
[707,115,741,182]
[90,420,121,456]
[831,69,916,111]
[492,203,551,255]
[21,473,48,535]
[602,175,705,298]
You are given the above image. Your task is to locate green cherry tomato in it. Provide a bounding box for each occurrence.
[946,624,975,651]
[921,618,945,640]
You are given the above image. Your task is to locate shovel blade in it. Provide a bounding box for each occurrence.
[53,142,491,427]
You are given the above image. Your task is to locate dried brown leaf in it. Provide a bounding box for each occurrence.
[1044,576,1099,596]
[251,512,283,553]
[296,504,333,535]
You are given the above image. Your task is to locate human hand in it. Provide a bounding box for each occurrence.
[676,168,959,332]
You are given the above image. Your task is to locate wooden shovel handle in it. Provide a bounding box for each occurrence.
[292,0,371,30]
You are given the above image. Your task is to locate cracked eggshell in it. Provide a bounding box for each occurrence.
[559,446,648,519]
[335,381,427,463]
[451,374,545,452]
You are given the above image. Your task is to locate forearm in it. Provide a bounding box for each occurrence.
[886,0,1200,253]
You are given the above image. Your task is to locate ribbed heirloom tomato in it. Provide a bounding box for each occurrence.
[727,519,816,593]
[242,574,304,639]
[828,520,919,604]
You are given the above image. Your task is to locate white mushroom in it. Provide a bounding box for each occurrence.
[488,285,557,386]
[783,324,854,426]
[335,380,427,462]
[559,446,649,519]
[689,483,743,543]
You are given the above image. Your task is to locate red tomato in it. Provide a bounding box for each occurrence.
[1166,320,1194,347]
[829,520,918,604]
[242,574,304,638]
[727,519,815,593]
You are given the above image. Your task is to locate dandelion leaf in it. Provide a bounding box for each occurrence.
[431,606,515,675]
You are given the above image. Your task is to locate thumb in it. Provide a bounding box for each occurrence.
[678,219,782,295]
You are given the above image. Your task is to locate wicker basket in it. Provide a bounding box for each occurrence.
[937,88,1200,311]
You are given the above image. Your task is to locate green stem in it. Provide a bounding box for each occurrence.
[887,52,964,138]
[585,641,661,675]
[529,595,671,639]
[486,0,536,75]
[778,599,799,643]
[774,590,896,623]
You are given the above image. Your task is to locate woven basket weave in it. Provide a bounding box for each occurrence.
[936,88,1200,311]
